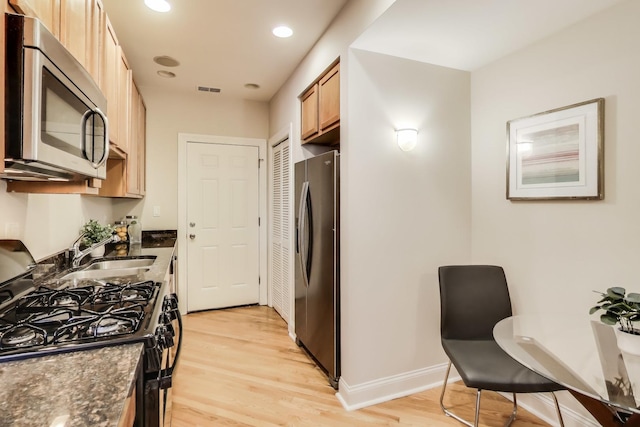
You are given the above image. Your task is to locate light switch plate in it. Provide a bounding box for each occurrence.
[153,206,161,217]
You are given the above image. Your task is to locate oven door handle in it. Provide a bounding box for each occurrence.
[158,305,183,388]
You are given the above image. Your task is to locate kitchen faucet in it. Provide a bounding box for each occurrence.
[69,233,120,268]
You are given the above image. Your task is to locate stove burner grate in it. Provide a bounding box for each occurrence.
[52,304,145,343]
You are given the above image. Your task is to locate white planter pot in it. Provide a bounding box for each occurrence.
[90,246,105,258]
[615,328,640,406]
[615,328,640,356]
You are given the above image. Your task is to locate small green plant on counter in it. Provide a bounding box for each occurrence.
[590,287,640,334]
[80,219,114,246]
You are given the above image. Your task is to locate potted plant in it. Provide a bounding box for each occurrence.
[80,219,115,257]
[591,287,640,355]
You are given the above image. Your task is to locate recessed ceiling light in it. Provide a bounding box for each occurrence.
[272,26,293,38]
[157,70,176,78]
[244,83,260,90]
[153,55,180,67]
[145,0,171,13]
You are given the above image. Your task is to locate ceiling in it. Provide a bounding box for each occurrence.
[103,0,625,103]
[353,0,625,71]
[102,0,348,102]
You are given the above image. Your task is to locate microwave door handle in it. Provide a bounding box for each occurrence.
[94,108,109,167]
[91,108,110,168]
[80,109,93,163]
[81,109,110,168]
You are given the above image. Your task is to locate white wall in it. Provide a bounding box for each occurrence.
[138,87,269,230]
[269,0,396,163]
[471,0,640,328]
[338,49,470,406]
[0,183,115,260]
[471,0,640,420]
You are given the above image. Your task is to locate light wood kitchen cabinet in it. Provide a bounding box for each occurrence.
[300,85,318,140]
[4,0,146,198]
[9,0,60,37]
[126,82,142,196]
[135,87,147,196]
[11,0,96,75]
[98,81,146,199]
[59,0,89,71]
[117,47,132,154]
[1,1,6,176]
[85,0,105,84]
[319,63,340,131]
[101,16,123,154]
[300,60,340,145]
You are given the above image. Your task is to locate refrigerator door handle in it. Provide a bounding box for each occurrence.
[297,181,310,288]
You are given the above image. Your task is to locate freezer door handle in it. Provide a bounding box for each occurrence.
[297,181,311,288]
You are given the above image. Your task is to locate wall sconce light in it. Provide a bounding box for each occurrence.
[396,128,418,151]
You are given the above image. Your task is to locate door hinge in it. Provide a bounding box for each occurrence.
[258,217,261,226]
[259,276,261,285]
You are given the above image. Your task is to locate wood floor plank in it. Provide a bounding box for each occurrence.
[171,305,550,426]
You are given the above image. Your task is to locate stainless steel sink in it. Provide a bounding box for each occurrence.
[60,267,150,281]
[84,257,156,270]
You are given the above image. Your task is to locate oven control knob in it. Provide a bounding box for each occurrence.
[163,294,179,310]
[155,325,169,349]
[163,329,175,348]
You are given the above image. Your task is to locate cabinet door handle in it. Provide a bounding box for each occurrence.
[189,234,196,240]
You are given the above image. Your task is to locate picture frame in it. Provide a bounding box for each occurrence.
[506,98,604,200]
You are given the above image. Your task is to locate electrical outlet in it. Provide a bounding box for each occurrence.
[153,206,161,217]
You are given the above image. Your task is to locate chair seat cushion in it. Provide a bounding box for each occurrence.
[442,338,564,393]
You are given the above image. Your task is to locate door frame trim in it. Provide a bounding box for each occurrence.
[177,133,268,314]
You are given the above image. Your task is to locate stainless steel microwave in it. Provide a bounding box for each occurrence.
[3,13,109,182]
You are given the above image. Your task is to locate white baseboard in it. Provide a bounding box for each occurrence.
[336,362,456,411]
[335,363,598,427]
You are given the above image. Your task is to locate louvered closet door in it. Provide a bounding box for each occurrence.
[270,140,292,323]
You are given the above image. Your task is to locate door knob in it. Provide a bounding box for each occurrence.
[189,234,196,240]
[189,222,195,228]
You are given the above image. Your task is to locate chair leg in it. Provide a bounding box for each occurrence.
[504,393,518,427]
[439,360,475,427]
[551,392,565,427]
[474,389,482,427]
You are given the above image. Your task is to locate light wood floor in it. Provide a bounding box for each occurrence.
[171,305,550,426]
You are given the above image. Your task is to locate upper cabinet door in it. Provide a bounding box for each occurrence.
[318,63,340,131]
[101,16,121,150]
[59,0,90,70]
[9,0,61,37]
[299,59,340,145]
[300,84,319,141]
[85,0,105,84]
[117,47,132,154]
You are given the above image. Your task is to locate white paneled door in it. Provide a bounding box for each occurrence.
[186,142,260,311]
[270,139,292,323]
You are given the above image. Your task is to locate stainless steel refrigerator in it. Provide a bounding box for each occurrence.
[295,150,340,389]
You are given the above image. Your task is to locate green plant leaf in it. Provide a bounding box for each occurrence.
[601,313,618,325]
[589,306,601,314]
[626,293,640,304]
[608,287,626,298]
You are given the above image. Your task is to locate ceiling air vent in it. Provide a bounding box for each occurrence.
[197,86,221,93]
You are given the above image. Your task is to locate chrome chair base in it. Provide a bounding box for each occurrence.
[439,361,565,427]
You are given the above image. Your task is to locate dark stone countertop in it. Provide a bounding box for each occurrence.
[0,239,177,427]
[0,344,143,427]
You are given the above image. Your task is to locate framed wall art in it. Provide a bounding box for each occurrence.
[506,98,604,200]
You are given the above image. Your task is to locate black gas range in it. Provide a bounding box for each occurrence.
[0,240,181,427]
